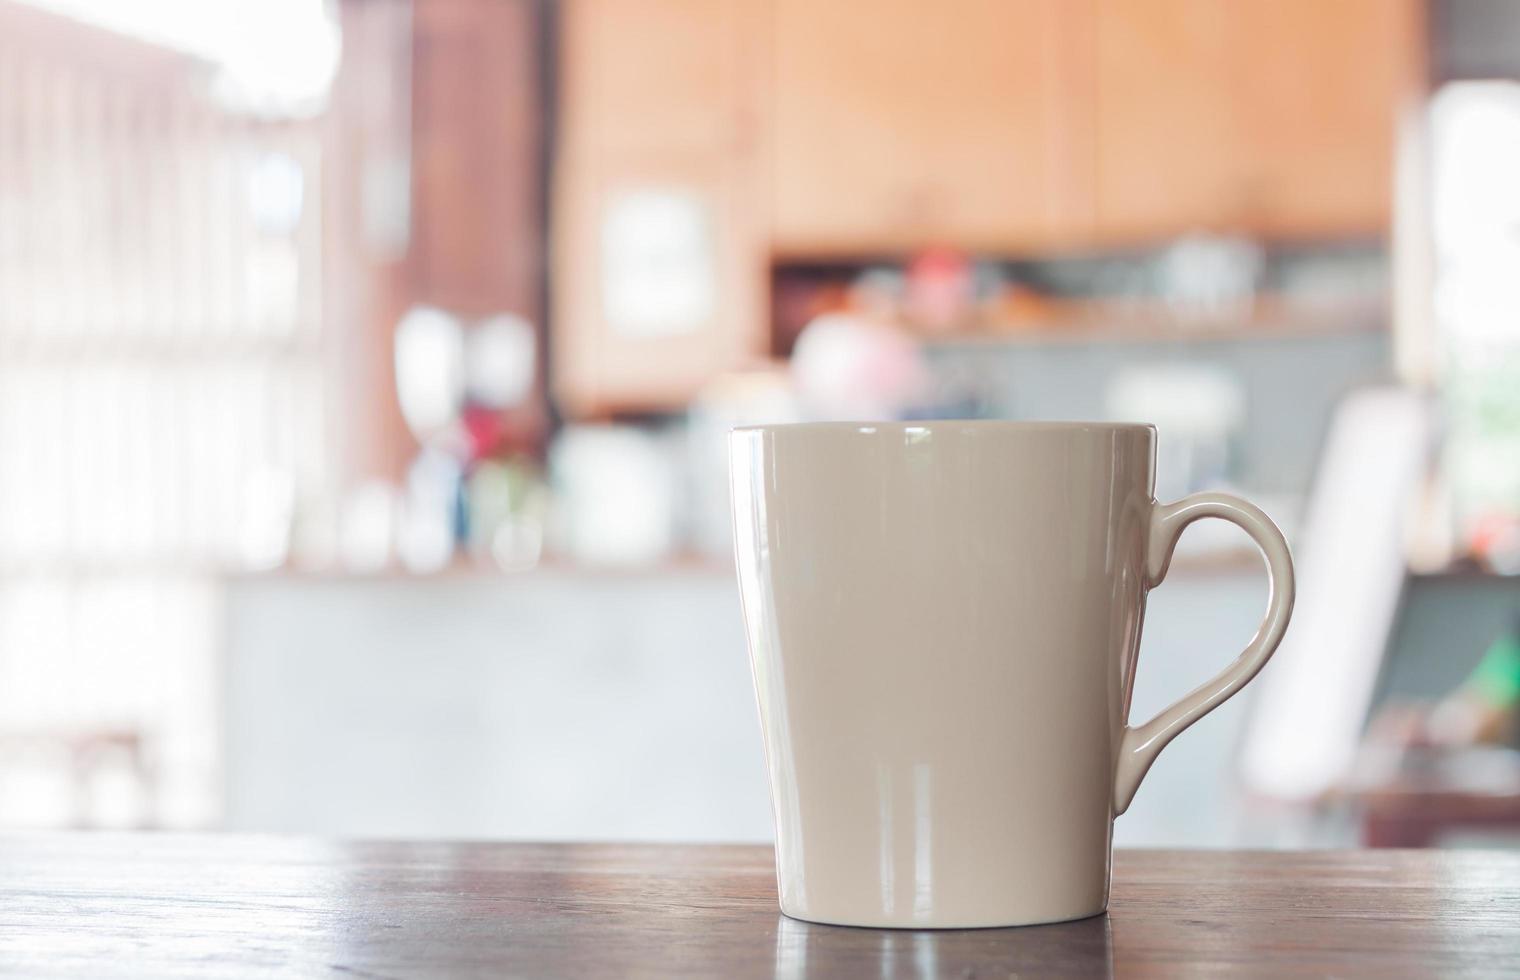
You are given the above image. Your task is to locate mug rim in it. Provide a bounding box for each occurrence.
[731,419,1156,435]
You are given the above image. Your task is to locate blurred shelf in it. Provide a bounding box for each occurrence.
[1407,562,1520,583]
[917,296,1386,348]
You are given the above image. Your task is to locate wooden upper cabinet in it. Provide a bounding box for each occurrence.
[1095,0,1422,242]
[770,0,1093,254]
[552,0,1425,413]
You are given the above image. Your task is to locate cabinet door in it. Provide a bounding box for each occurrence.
[553,150,765,415]
[771,0,1091,253]
[1231,0,1422,238]
[1094,0,1240,241]
[555,0,768,415]
[1096,0,1422,242]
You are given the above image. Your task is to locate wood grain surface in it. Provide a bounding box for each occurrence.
[0,836,1516,977]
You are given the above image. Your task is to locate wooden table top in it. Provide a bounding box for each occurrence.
[2,836,1517,978]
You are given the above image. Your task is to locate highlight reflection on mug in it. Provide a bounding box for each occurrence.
[772,913,1115,980]
[876,762,934,918]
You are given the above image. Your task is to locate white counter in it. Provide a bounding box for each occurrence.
[225,563,1274,845]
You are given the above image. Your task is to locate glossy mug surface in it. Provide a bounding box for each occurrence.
[729,422,1294,929]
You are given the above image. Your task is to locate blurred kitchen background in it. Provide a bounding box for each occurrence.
[1,0,1518,850]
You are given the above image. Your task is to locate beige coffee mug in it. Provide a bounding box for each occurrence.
[730,421,1293,929]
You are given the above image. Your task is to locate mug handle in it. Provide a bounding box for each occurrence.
[1113,492,1296,816]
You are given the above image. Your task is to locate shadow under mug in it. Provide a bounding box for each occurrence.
[730,421,1294,929]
